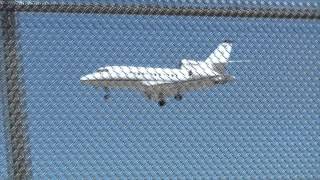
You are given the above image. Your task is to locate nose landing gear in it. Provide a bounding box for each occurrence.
[157,92,166,107]
[103,87,110,100]
[104,94,110,100]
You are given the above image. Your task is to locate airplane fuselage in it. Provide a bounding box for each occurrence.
[81,65,232,88]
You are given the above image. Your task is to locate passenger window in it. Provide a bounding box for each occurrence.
[188,70,193,76]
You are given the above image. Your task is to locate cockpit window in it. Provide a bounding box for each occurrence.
[98,69,108,72]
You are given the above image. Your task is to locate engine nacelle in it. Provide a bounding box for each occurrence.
[181,59,198,69]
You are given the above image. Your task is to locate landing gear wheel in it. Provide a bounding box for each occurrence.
[174,94,183,101]
[158,100,166,107]
[103,87,110,100]
[104,94,110,100]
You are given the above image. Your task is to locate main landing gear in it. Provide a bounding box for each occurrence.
[174,94,183,101]
[158,92,166,107]
[158,99,166,107]
[158,94,182,107]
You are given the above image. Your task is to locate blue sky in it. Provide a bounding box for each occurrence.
[1,1,320,178]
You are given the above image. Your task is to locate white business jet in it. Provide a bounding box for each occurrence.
[81,41,235,106]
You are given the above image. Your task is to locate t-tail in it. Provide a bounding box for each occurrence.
[205,40,233,74]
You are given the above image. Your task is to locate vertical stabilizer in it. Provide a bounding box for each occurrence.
[205,41,233,73]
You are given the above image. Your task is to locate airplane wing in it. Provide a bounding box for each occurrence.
[141,76,230,101]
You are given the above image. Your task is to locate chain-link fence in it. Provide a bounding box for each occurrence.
[1,0,320,179]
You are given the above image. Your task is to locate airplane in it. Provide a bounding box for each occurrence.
[81,41,235,106]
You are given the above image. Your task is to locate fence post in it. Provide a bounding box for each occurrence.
[1,1,32,179]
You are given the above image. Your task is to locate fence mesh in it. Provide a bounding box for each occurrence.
[1,0,320,179]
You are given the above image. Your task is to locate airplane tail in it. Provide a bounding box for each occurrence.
[205,41,233,73]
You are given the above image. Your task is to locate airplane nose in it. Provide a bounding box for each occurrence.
[80,72,107,84]
[80,76,88,81]
[80,74,95,83]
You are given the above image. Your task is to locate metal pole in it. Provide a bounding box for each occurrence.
[0,2,320,19]
[1,1,32,179]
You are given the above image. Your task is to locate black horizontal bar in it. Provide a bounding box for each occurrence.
[0,2,320,19]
